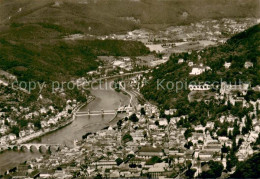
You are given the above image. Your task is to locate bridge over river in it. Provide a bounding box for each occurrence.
[75,107,129,116]
[0,72,139,174]
[9,143,62,152]
[92,71,147,81]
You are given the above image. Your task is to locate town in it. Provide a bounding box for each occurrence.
[2,64,259,178]
[0,15,259,178]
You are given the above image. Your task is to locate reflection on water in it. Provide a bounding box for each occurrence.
[0,151,41,173]
[0,80,130,174]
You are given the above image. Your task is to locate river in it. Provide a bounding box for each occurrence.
[0,79,130,174]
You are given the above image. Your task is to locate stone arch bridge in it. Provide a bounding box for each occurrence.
[9,143,62,152]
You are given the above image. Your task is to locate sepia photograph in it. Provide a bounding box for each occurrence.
[0,0,259,178]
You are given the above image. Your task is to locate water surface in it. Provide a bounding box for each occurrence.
[0,80,129,174]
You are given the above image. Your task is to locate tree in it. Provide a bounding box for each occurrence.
[199,160,223,178]
[122,133,133,143]
[185,168,196,178]
[129,163,137,168]
[117,119,123,129]
[232,138,237,152]
[221,143,229,153]
[68,109,72,114]
[115,158,123,166]
[140,108,146,115]
[4,119,9,126]
[145,156,162,165]
[143,131,147,138]
[226,151,238,171]
[129,113,139,123]
[245,115,252,132]
[184,128,194,139]
[18,119,28,128]
[184,141,193,149]
[124,154,135,163]
[231,153,260,178]
[233,119,240,137]
[200,117,206,127]
[169,171,178,178]
[33,120,42,129]
[11,126,20,137]
[94,173,102,179]
[217,124,228,136]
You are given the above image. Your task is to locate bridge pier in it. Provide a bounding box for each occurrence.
[30,146,34,152]
[39,146,44,153]
[101,109,104,116]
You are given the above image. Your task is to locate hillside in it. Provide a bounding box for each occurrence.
[0,0,258,82]
[0,19,149,82]
[141,24,260,112]
[230,153,260,178]
[0,0,259,35]
[0,37,149,82]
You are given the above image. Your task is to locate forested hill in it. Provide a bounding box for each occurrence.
[230,153,260,178]
[0,22,149,82]
[0,38,149,82]
[141,24,260,110]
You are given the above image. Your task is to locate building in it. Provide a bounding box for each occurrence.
[189,67,205,75]
[137,146,164,159]
[188,61,194,67]
[244,61,253,69]
[224,62,231,69]
[178,58,184,64]
[0,70,17,81]
[159,119,168,126]
[148,163,168,178]
[90,160,117,169]
[189,84,212,91]
[220,82,249,96]
[189,66,211,76]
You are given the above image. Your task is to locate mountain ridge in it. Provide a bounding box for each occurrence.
[1,0,259,35]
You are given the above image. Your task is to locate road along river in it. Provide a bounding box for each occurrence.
[0,79,130,174]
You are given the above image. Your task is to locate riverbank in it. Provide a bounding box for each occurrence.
[108,83,137,125]
[0,78,131,173]
[0,96,96,153]
[25,97,97,144]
